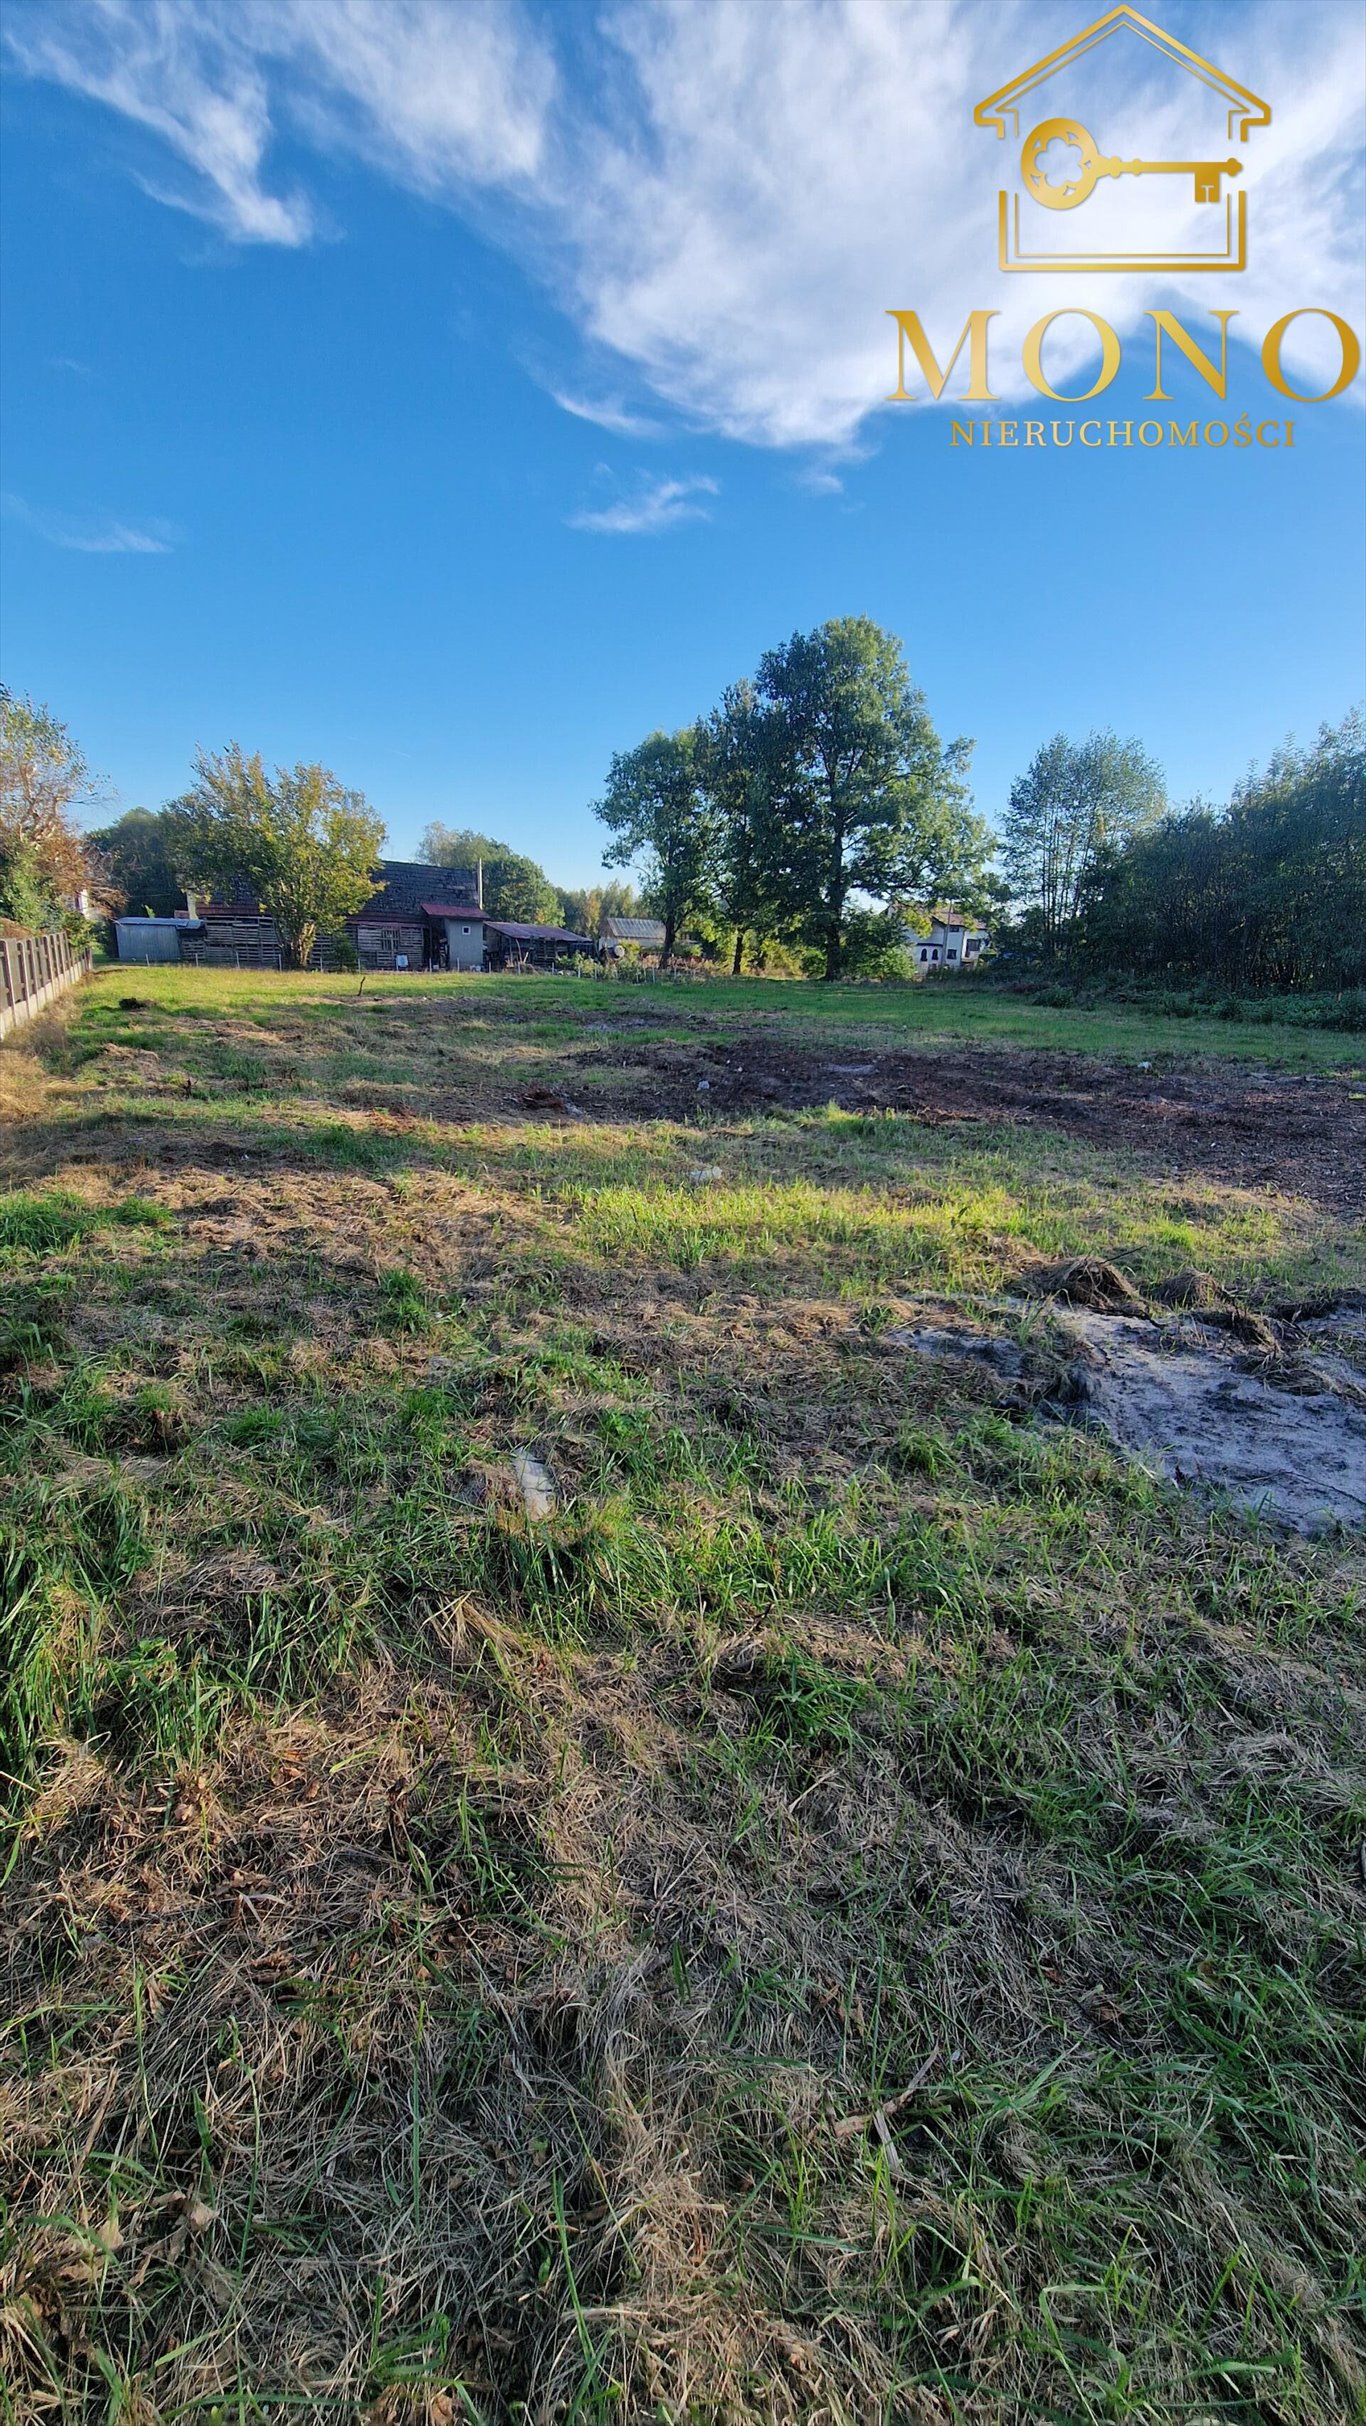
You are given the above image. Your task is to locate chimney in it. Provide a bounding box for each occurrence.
[476,859,484,909]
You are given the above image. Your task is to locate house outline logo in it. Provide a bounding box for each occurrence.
[975,6,1271,274]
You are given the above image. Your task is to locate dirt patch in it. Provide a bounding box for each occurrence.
[572,1034,1366,1214]
[1057,1309,1366,1533]
[900,1297,1366,1533]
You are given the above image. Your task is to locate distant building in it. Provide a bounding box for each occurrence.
[905,908,990,972]
[601,915,667,954]
[485,920,597,970]
[349,861,485,969]
[114,915,204,964]
[351,870,597,972]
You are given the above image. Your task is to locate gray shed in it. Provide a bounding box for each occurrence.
[114,917,201,963]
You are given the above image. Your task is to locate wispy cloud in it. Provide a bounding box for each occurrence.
[5,1,1362,440]
[3,0,552,246]
[569,473,718,535]
[2,492,179,553]
[550,389,664,439]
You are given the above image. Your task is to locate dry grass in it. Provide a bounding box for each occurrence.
[2,970,1364,2422]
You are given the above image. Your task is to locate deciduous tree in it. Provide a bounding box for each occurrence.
[753,619,984,980]
[696,681,790,974]
[0,685,105,927]
[417,821,559,921]
[594,728,716,961]
[85,806,183,917]
[169,745,385,968]
[1002,730,1165,951]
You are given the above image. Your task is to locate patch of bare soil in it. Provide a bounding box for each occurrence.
[903,1284,1366,1534]
[573,1035,1366,1214]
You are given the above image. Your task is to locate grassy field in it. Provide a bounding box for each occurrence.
[2,967,1363,2423]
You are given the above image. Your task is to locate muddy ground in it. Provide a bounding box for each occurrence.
[570,1030,1366,1216]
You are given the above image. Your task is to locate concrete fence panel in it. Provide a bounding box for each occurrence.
[0,930,93,1039]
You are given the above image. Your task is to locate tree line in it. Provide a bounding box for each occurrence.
[1001,710,1364,993]
[3,652,1360,994]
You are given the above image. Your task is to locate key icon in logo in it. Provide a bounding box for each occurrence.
[1022,116,1243,210]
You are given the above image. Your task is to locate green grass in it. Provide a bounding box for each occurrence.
[1,965,1363,2422]
[72,960,1366,1067]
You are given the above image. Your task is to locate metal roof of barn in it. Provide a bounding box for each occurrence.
[487,922,596,946]
[601,916,666,943]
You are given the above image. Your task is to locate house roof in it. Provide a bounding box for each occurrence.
[973,8,1270,141]
[487,921,596,948]
[420,900,485,919]
[601,916,666,944]
[353,860,479,921]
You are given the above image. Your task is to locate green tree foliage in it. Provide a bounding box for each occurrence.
[696,681,791,974]
[84,807,184,917]
[480,852,560,923]
[417,820,559,922]
[418,822,507,866]
[556,878,638,935]
[0,685,103,929]
[1002,730,1165,951]
[753,619,985,980]
[1082,711,1365,991]
[595,729,716,961]
[169,745,386,968]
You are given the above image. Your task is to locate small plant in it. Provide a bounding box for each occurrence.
[380,1267,428,1332]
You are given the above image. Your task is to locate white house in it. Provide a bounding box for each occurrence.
[905,909,990,972]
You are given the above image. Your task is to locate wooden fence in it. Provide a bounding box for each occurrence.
[0,929,93,1039]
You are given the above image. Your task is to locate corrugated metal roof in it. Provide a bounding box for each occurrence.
[487,921,595,946]
[601,916,666,943]
[420,900,486,919]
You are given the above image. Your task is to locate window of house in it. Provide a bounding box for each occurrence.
[379,927,401,953]
[462,925,471,935]
[919,948,929,963]
[948,949,958,960]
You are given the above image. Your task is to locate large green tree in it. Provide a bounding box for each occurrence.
[0,685,104,928]
[85,807,184,917]
[169,745,386,968]
[1002,730,1165,952]
[417,820,559,922]
[696,681,791,974]
[754,618,985,980]
[594,728,716,961]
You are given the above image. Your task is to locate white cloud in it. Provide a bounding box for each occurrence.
[550,388,664,438]
[3,0,552,244]
[6,0,1362,437]
[2,492,178,552]
[569,473,718,535]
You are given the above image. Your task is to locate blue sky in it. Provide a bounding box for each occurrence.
[2,0,1363,887]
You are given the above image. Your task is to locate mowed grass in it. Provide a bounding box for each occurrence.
[74,960,1366,1068]
[1,966,1363,2423]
